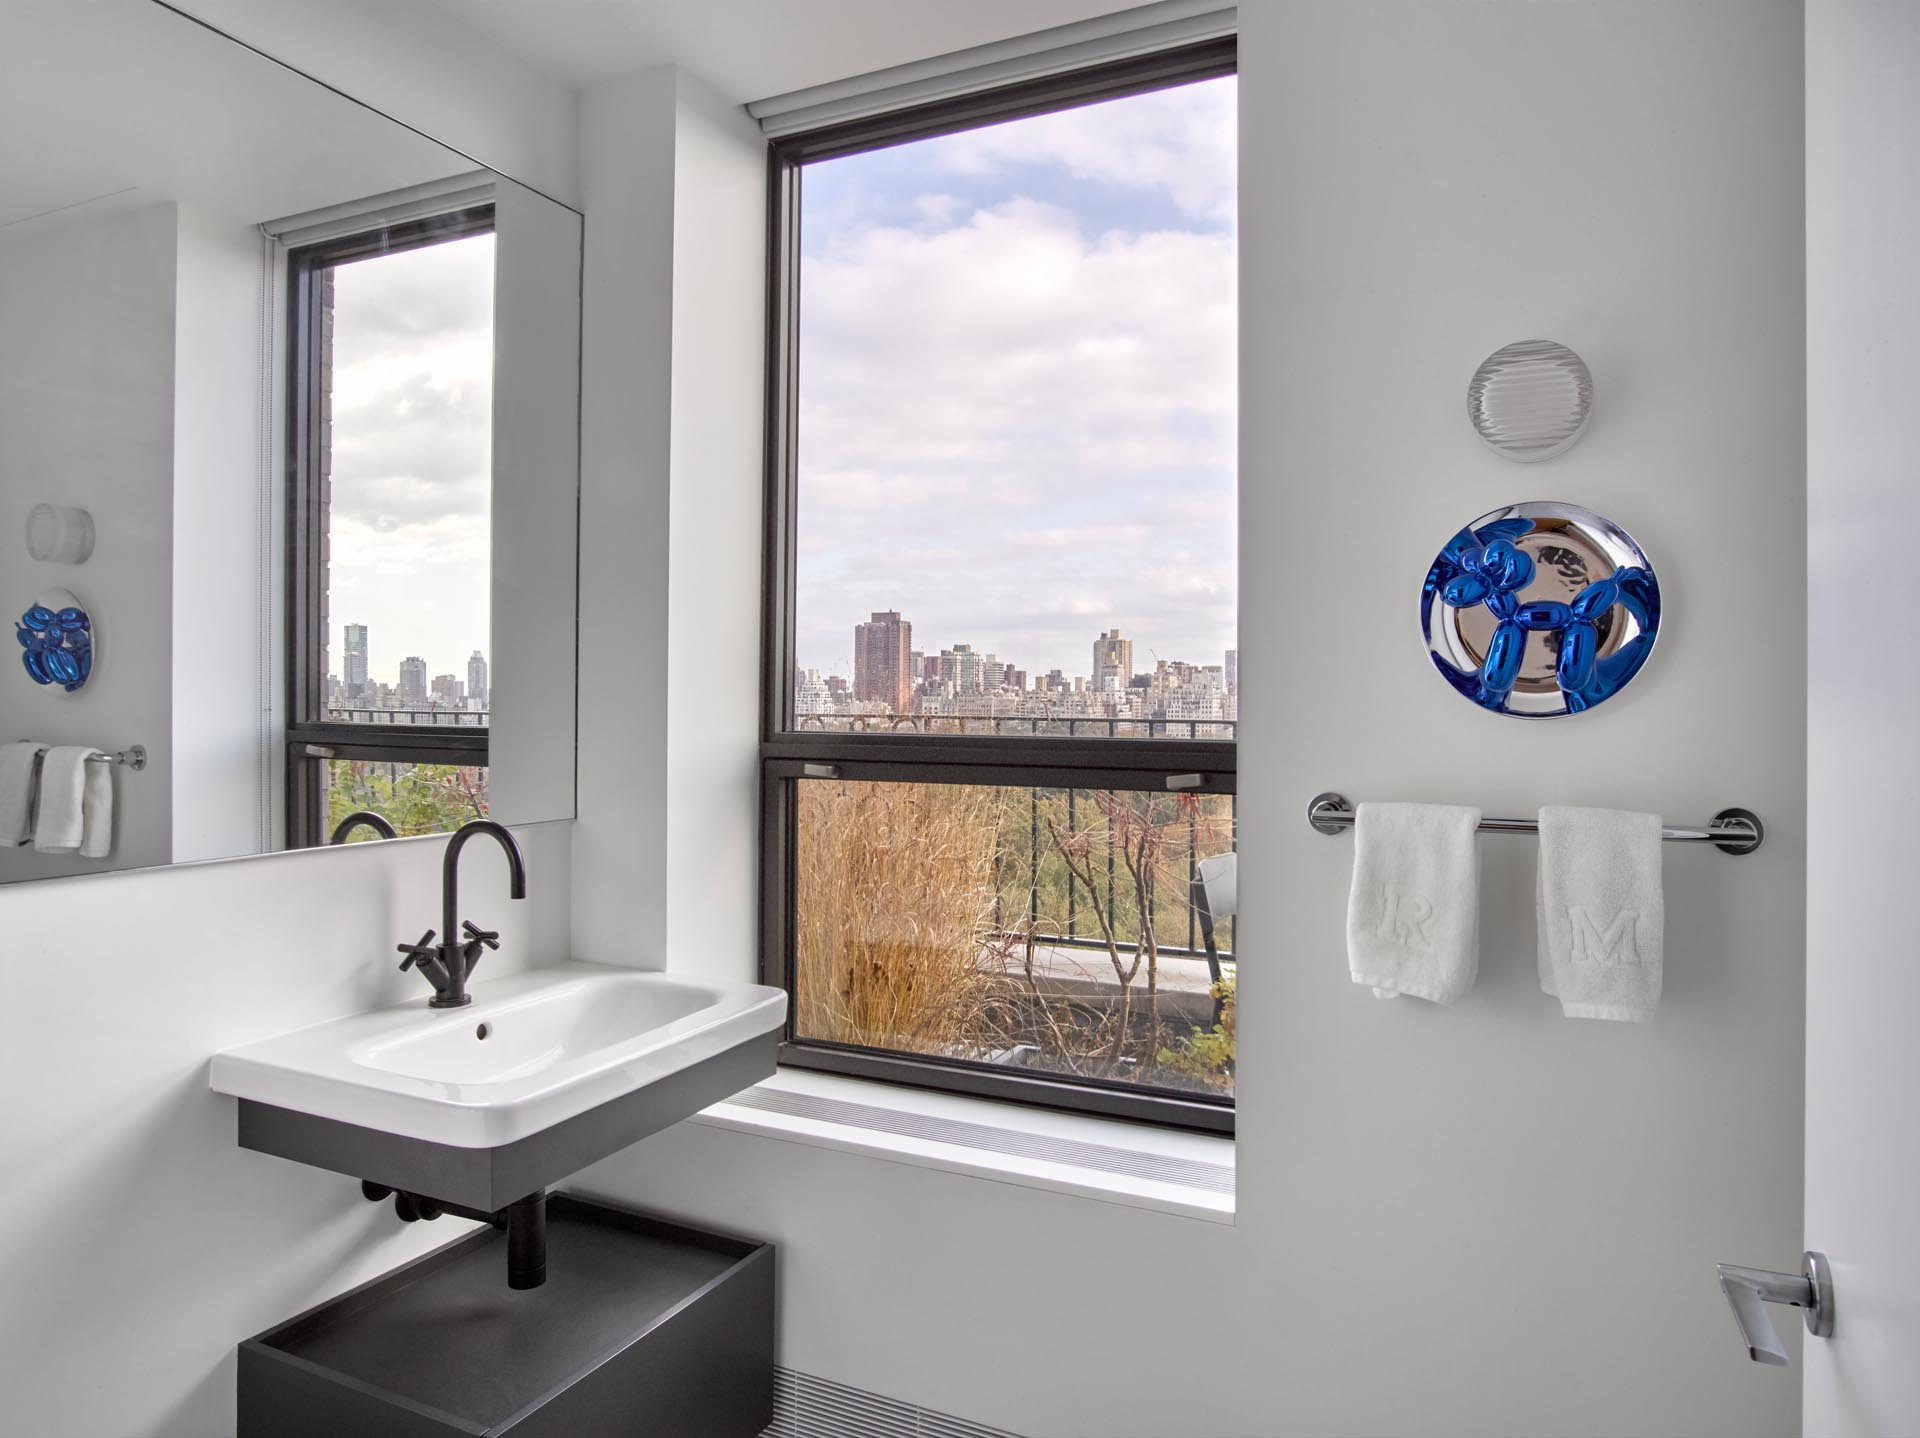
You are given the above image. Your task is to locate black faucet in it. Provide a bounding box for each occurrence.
[396,820,528,1008]
[330,809,398,845]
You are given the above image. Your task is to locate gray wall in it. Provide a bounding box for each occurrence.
[575,3,1809,1435]
[0,201,178,876]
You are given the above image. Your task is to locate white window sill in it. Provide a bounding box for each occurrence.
[691,1067,1235,1225]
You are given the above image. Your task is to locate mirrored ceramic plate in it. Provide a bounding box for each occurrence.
[1421,501,1659,718]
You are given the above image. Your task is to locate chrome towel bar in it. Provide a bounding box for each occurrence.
[84,745,146,771]
[1306,792,1763,855]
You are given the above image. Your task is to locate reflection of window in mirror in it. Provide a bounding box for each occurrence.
[285,207,495,849]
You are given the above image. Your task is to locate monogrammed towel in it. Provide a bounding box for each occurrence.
[1346,802,1482,1004]
[1537,806,1664,1021]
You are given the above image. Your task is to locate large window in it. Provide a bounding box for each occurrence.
[287,209,496,846]
[763,42,1238,1131]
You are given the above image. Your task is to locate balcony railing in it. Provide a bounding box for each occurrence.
[988,786,1236,964]
[794,714,1236,740]
[324,706,489,727]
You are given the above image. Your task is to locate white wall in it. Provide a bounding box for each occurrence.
[487,178,583,828]
[163,0,578,208]
[1804,1,1920,1432]
[571,65,678,966]
[170,203,269,863]
[0,201,178,876]
[574,4,1809,1436]
[663,70,768,978]
[568,62,764,975]
[0,820,572,1437]
[1237,4,1804,1433]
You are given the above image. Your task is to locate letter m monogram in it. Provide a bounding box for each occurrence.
[1567,906,1640,967]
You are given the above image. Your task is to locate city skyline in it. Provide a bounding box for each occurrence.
[813,609,1234,693]
[328,622,489,710]
[803,607,1236,735]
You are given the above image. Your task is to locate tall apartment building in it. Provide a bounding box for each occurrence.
[1225,647,1238,692]
[467,650,489,708]
[939,643,986,694]
[343,623,369,696]
[431,674,463,705]
[853,610,913,712]
[1092,629,1133,691]
[398,655,428,705]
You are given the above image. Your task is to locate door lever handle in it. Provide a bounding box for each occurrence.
[1715,1251,1833,1366]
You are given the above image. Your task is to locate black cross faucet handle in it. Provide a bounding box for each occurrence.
[396,929,438,971]
[462,920,501,951]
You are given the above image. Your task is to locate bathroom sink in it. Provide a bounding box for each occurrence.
[211,962,787,1149]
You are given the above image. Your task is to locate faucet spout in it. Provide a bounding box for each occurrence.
[427,820,528,1008]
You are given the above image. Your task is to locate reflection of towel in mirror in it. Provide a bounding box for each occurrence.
[33,746,112,859]
[0,741,43,846]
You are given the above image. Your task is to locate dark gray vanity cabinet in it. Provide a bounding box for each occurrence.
[238,1196,774,1437]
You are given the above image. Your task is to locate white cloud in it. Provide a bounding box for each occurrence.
[326,233,494,684]
[929,78,1237,225]
[794,140,1238,678]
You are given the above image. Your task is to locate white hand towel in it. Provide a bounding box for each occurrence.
[33,746,113,859]
[0,741,45,846]
[1537,806,1664,1021]
[1347,802,1482,1003]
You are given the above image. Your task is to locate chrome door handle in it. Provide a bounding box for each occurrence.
[1716,1251,1834,1365]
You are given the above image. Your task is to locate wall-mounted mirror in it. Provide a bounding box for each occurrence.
[0,0,580,881]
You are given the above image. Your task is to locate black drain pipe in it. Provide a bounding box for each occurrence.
[506,1191,547,1290]
[361,1180,548,1290]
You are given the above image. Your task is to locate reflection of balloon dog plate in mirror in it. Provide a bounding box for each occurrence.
[16,587,95,694]
[1421,503,1658,718]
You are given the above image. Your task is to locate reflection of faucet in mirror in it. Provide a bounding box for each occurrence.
[329,811,398,845]
[395,820,527,1008]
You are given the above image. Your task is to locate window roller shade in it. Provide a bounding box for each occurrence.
[746,0,1236,138]
[261,172,493,249]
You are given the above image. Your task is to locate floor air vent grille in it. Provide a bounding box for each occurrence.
[762,1367,1024,1438]
[725,1085,1233,1195]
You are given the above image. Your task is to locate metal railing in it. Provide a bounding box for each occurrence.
[989,786,1236,963]
[794,714,1236,740]
[324,706,489,727]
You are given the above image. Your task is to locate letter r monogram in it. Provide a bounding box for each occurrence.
[1378,885,1436,952]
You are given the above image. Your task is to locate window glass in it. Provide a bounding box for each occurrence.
[321,231,495,723]
[794,776,1236,1099]
[324,757,488,839]
[790,76,1238,739]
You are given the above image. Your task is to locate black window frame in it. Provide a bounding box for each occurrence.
[285,205,497,848]
[760,38,1240,1135]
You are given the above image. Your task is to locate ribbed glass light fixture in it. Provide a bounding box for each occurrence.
[1467,340,1593,462]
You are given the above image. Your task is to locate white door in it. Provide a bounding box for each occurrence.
[1803,1,1920,1433]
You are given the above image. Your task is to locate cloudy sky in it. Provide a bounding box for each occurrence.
[326,232,494,690]
[795,74,1237,681]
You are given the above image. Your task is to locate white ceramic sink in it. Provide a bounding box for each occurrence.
[210,962,787,1148]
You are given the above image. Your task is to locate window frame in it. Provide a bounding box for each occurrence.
[284,205,497,848]
[760,38,1240,1134]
